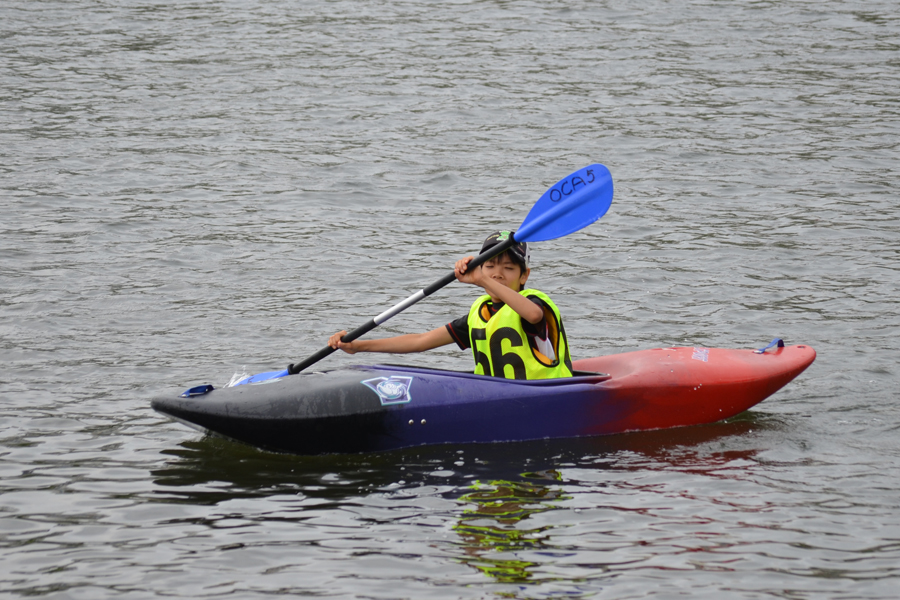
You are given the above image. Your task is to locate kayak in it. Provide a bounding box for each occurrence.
[151,339,815,455]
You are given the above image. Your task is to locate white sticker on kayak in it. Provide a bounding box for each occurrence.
[692,348,709,362]
[362,376,413,405]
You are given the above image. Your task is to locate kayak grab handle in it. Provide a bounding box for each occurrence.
[180,384,214,398]
[754,338,784,354]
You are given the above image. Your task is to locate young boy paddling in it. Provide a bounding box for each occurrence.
[328,231,573,380]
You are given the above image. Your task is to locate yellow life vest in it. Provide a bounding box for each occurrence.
[466,289,573,380]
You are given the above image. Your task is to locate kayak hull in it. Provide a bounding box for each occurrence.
[152,344,815,455]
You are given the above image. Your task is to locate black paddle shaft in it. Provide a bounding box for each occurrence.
[287,236,516,375]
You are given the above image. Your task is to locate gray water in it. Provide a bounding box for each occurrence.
[2,0,898,597]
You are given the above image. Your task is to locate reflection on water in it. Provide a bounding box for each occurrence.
[145,420,768,596]
[150,417,764,505]
[454,471,569,585]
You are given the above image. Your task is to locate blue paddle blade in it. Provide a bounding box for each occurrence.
[515,164,613,243]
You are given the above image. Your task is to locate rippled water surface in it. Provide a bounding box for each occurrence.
[2,0,899,598]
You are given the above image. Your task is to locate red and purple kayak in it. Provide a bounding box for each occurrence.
[151,339,815,455]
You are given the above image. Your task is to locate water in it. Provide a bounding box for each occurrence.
[2,0,898,597]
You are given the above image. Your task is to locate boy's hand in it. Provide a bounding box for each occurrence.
[454,256,483,286]
[328,330,359,354]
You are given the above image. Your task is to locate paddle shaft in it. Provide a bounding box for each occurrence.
[287,236,515,375]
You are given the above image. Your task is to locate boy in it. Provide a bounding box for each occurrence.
[328,231,573,380]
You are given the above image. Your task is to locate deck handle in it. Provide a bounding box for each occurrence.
[754,338,784,354]
[180,384,215,397]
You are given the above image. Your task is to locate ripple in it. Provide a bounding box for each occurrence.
[2,0,900,597]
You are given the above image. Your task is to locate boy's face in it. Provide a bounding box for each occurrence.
[482,253,530,298]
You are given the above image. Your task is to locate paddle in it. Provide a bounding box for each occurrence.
[229,164,612,385]
[277,163,615,377]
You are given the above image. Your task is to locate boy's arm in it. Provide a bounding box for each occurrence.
[479,278,544,324]
[328,326,454,355]
[454,256,543,324]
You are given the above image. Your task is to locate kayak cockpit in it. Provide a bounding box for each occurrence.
[371,363,611,386]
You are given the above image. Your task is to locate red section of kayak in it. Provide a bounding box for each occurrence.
[573,344,816,435]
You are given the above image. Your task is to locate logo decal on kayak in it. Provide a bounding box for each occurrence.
[362,376,413,405]
[692,348,709,362]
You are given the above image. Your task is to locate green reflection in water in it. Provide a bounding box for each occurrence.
[453,469,571,586]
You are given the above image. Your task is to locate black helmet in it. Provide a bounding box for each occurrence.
[480,231,530,269]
